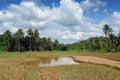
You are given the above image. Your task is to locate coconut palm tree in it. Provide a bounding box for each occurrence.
[3,30,11,51]
[15,29,24,52]
[54,40,59,50]
[118,32,120,51]
[34,29,39,51]
[42,37,47,50]
[27,29,34,51]
[102,24,113,37]
[47,37,53,51]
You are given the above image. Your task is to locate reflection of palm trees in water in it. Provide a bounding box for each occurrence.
[39,57,59,64]
[54,57,59,61]
[38,57,79,67]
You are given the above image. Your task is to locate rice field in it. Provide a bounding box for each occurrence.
[39,63,120,80]
[0,58,29,80]
[0,51,120,80]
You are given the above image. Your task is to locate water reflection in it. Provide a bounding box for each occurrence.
[38,57,79,67]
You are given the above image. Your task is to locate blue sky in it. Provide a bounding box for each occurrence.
[0,0,120,10]
[0,0,120,43]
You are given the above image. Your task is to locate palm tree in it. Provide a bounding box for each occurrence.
[15,29,24,52]
[3,30,11,51]
[118,32,120,51]
[118,32,120,38]
[42,37,47,50]
[54,40,59,50]
[34,29,39,51]
[27,29,33,51]
[102,24,113,37]
[47,37,53,51]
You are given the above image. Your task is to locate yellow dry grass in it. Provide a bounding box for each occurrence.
[0,58,29,80]
[38,64,120,80]
[0,51,120,80]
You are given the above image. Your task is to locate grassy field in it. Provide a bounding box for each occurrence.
[0,51,120,80]
[39,64,120,80]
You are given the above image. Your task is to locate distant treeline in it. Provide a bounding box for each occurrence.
[0,24,120,52]
[0,29,67,52]
[68,24,120,52]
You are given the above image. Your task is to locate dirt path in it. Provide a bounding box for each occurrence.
[73,56,120,68]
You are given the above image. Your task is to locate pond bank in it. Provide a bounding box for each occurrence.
[72,56,120,68]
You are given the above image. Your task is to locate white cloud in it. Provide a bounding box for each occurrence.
[2,22,18,33]
[93,8,99,12]
[99,11,120,33]
[104,9,108,13]
[80,0,107,13]
[54,0,85,27]
[0,0,119,43]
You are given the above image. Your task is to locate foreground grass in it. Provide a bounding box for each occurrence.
[0,58,29,80]
[0,51,120,80]
[39,63,120,80]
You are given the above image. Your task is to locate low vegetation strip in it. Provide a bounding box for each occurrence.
[73,56,120,68]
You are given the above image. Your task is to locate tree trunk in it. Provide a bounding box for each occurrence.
[30,38,31,51]
[18,39,20,52]
[7,39,9,51]
[35,44,36,51]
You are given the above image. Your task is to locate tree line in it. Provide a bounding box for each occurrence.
[0,24,119,52]
[68,24,120,52]
[0,29,67,52]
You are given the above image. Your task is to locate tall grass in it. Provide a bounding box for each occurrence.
[39,63,120,80]
[0,51,120,80]
[0,59,29,80]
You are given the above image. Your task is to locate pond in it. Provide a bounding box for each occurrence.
[38,57,79,67]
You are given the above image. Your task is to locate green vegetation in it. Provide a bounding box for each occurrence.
[0,24,119,52]
[0,29,67,52]
[68,24,120,52]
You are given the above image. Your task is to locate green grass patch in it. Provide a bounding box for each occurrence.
[28,66,39,80]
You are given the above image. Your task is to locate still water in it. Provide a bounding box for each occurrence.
[38,57,79,67]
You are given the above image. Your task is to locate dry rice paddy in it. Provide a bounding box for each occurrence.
[0,51,120,80]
